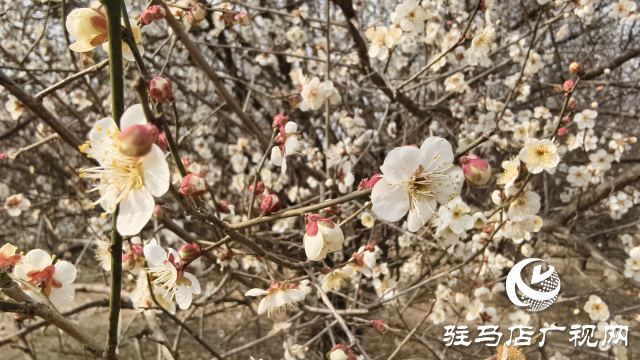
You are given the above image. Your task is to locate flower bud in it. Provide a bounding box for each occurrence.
[325,178,334,188]
[235,12,251,26]
[272,113,289,129]
[591,101,598,109]
[217,200,233,214]
[567,97,576,110]
[460,155,491,186]
[249,181,265,195]
[569,62,583,76]
[261,194,281,215]
[151,5,166,19]
[371,320,389,335]
[117,124,159,157]
[180,174,207,198]
[181,156,191,167]
[156,132,168,151]
[596,85,604,92]
[563,79,574,92]
[122,253,136,271]
[365,244,376,252]
[192,4,206,21]
[327,345,356,360]
[324,205,341,217]
[557,127,567,136]
[152,205,165,220]
[149,76,174,102]
[0,153,6,160]
[630,137,637,144]
[358,174,383,189]
[553,84,563,92]
[604,68,611,75]
[140,8,155,25]
[179,243,201,263]
[288,96,300,109]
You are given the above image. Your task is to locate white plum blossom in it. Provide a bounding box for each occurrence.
[567,165,592,187]
[390,0,428,33]
[519,138,560,174]
[4,193,31,217]
[589,149,615,170]
[5,94,22,120]
[303,214,344,261]
[371,137,463,232]
[574,109,597,130]
[584,295,610,321]
[144,244,201,309]
[245,281,306,317]
[467,26,495,67]
[271,122,302,175]
[507,191,541,222]
[444,73,471,93]
[79,105,170,236]
[299,76,341,111]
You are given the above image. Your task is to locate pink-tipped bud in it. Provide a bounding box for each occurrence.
[0,153,6,160]
[563,79,574,92]
[482,226,493,233]
[217,200,233,214]
[180,174,207,198]
[149,76,174,102]
[272,114,289,129]
[358,173,383,189]
[557,127,567,136]
[249,181,265,195]
[153,205,165,220]
[327,345,357,360]
[179,243,201,263]
[569,62,583,76]
[151,5,166,19]
[561,116,570,125]
[261,194,281,215]
[156,133,168,150]
[325,205,341,217]
[630,136,637,144]
[140,8,155,25]
[371,320,389,335]
[192,4,207,21]
[288,96,300,109]
[122,253,136,271]
[365,244,376,252]
[181,156,191,167]
[117,124,159,157]
[235,12,251,26]
[567,97,576,110]
[460,154,491,186]
[596,85,604,92]
[553,84,563,93]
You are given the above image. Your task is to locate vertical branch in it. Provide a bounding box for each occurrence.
[324,0,331,176]
[102,1,124,359]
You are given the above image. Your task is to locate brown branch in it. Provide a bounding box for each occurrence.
[582,47,640,80]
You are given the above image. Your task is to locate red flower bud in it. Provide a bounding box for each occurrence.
[117,124,159,157]
[558,127,567,136]
[179,243,201,263]
[561,116,570,125]
[156,132,168,150]
[567,97,576,110]
[569,62,584,76]
[272,113,289,129]
[151,5,166,19]
[149,76,174,102]
[235,12,251,26]
[261,194,281,215]
[482,226,493,233]
[460,154,491,186]
[140,8,155,25]
[371,320,389,335]
[358,173,383,189]
[249,182,265,196]
[217,200,233,214]
[180,174,207,198]
[152,205,165,220]
[327,345,357,360]
[563,79,574,92]
[596,85,604,92]
[0,153,6,160]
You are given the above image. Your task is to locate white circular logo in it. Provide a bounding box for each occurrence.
[506,258,561,312]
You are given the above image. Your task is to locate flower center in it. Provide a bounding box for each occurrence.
[26,265,62,297]
[527,144,551,165]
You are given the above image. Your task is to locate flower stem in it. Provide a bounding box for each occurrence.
[121,0,149,79]
[102,0,124,358]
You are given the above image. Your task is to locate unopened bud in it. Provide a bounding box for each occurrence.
[149,76,174,102]
[325,205,341,217]
[482,226,493,233]
[563,79,574,92]
[153,205,165,220]
[0,153,6,160]
[249,181,265,195]
[217,200,233,214]
[325,178,334,188]
[261,194,281,215]
[567,97,576,110]
[604,68,611,75]
[117,124,159,157]
[192,4,206,21]
[122,253,136,271]
[553,84,563,93]
[181,157,191,167]
[151,5,166,19]
[288,96,300,109]
[156,132,168,150]
[180,174,207,198]
[235,12,251,26]
[557,127,567,136]
[371,320,389,335]
[141,8,155,25]
[178,243,201,263]
[591,101,598,109]
[596,86,604,92]
[272,113,289,129]
[569,62,584,76]
[460,154,492,186]
[629,137,637,144]
[365,244,376,252]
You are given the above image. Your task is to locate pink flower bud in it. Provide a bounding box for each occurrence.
[122,253,136,271]
[629,137,637,144]
[0,153,6,160]
[482,226,493,233]
[261,194,281,215]
[557,127,567,136]
[553,84,563,92]
[140,8,155,25]
[149,76,174,102]
[151,5,166,19]
[596,85,604,92]
[180,174,207,198]
[217,200,233,214]
[365,244,376,252]
[569,62,584,76]
[371,320,389,335]
[152,205,164,220]
[181,156,191,167]
[563,79,574,92]
[561,116,570,125]
[567,97,576,110]
[156,132,168,150]
[178,243,201,263]
[272,113,289,129]
[249,181,265,195]
[460,154,491,186]
[234,12,251,26]
[191,4,207,21]
[117,124,159,157]
[358,173,383,189]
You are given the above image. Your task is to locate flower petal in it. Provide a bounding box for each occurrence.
[245,288,269,297]
[175,284,192,309]
[183,272,201,294]
[116,187,154,236]
[380,146,421,183]
[420,137,454,170]
[26,249,53,270]
[54,261,77,285]
[141,145,170,197]
[144,244,168,266]
[49,284,75,309]
[120,104,147,130]
[371,180,410,222]
[304,233,325,261]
